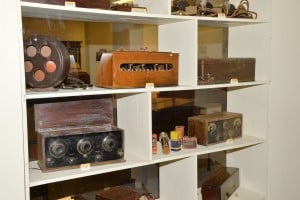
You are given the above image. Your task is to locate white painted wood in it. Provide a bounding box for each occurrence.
[21,1,192,25]
[0,0,28,199]
[152,135,265,163]
[197,187,266,200]
[29,160,151,187]
[226,3,271,197]
[159,156,197,200]
[21,2,263,26]
[198,187,265,200]
[116,92,152,161]
[28,134,264,187]
[25,81,267,99]
[229,187,265,200]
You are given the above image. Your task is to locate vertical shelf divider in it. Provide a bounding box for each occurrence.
[116,92,152,161]
[159,156,198,199]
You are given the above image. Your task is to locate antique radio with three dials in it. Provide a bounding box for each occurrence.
[34,97,124,172]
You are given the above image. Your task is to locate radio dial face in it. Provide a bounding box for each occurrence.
[77,137,93,155]
[102,135,117,152]
[49,140,67,159]
[208,123,217,135]
[234,118,242,130]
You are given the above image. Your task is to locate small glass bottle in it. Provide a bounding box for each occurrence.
[159,132,170,154]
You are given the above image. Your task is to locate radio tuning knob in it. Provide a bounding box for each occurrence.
[49,140,67,159]
[208,123,217,135]
[102,135,117,152]
[234,118,242,130]
[77,137,93,156]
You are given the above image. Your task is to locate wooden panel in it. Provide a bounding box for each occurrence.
[198,58,255,84]
[34,97,113,131]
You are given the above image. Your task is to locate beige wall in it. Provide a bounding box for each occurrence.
[198,27,226,58]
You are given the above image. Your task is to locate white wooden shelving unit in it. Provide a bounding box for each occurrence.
[16,1,271,199]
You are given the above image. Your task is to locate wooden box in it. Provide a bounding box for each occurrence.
[201,167,239,200]
[75,0,111,9]
[96,51,179,88]
[188,112,242,146]
[34,97,125,172]
[96,186,140,200]
[198,58,255,84]
[22,0,65,5]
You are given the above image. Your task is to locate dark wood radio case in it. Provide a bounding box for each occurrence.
[198,58,255,84]
[34,97,125,172]
[96,51,179,88]
[22,0,65,5]
[96,186,140,200]
[201,167,239,200]
[188,112,242,146]
[22,0,111,9]
[75,0,110,9]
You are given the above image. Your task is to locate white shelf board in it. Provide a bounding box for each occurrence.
[21,2,264,27]
[29,135,264,187]
[197,187,265,200]
[29,159,153,187]
[152,135,265,163]
[193,80,267,90]
[196,16,265,27]
[229,187,265,200]
[26,87,148,99]
[26,81,266,99]
[21,1,191,25]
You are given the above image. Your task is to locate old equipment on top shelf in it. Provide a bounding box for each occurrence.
[23,34,70,89]
[34,97,124,172]
[198,58,255,85]
[96,51,179,88]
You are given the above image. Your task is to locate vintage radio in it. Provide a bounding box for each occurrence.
[22,0,65,5]
[188,112,242,146]
[201,167,239,200]
[22,0,111,9]
[75,0,111,9]
[111,4,132,12]
[198,58,255,84]
[96,51,179,88]
[34,97,125,172]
